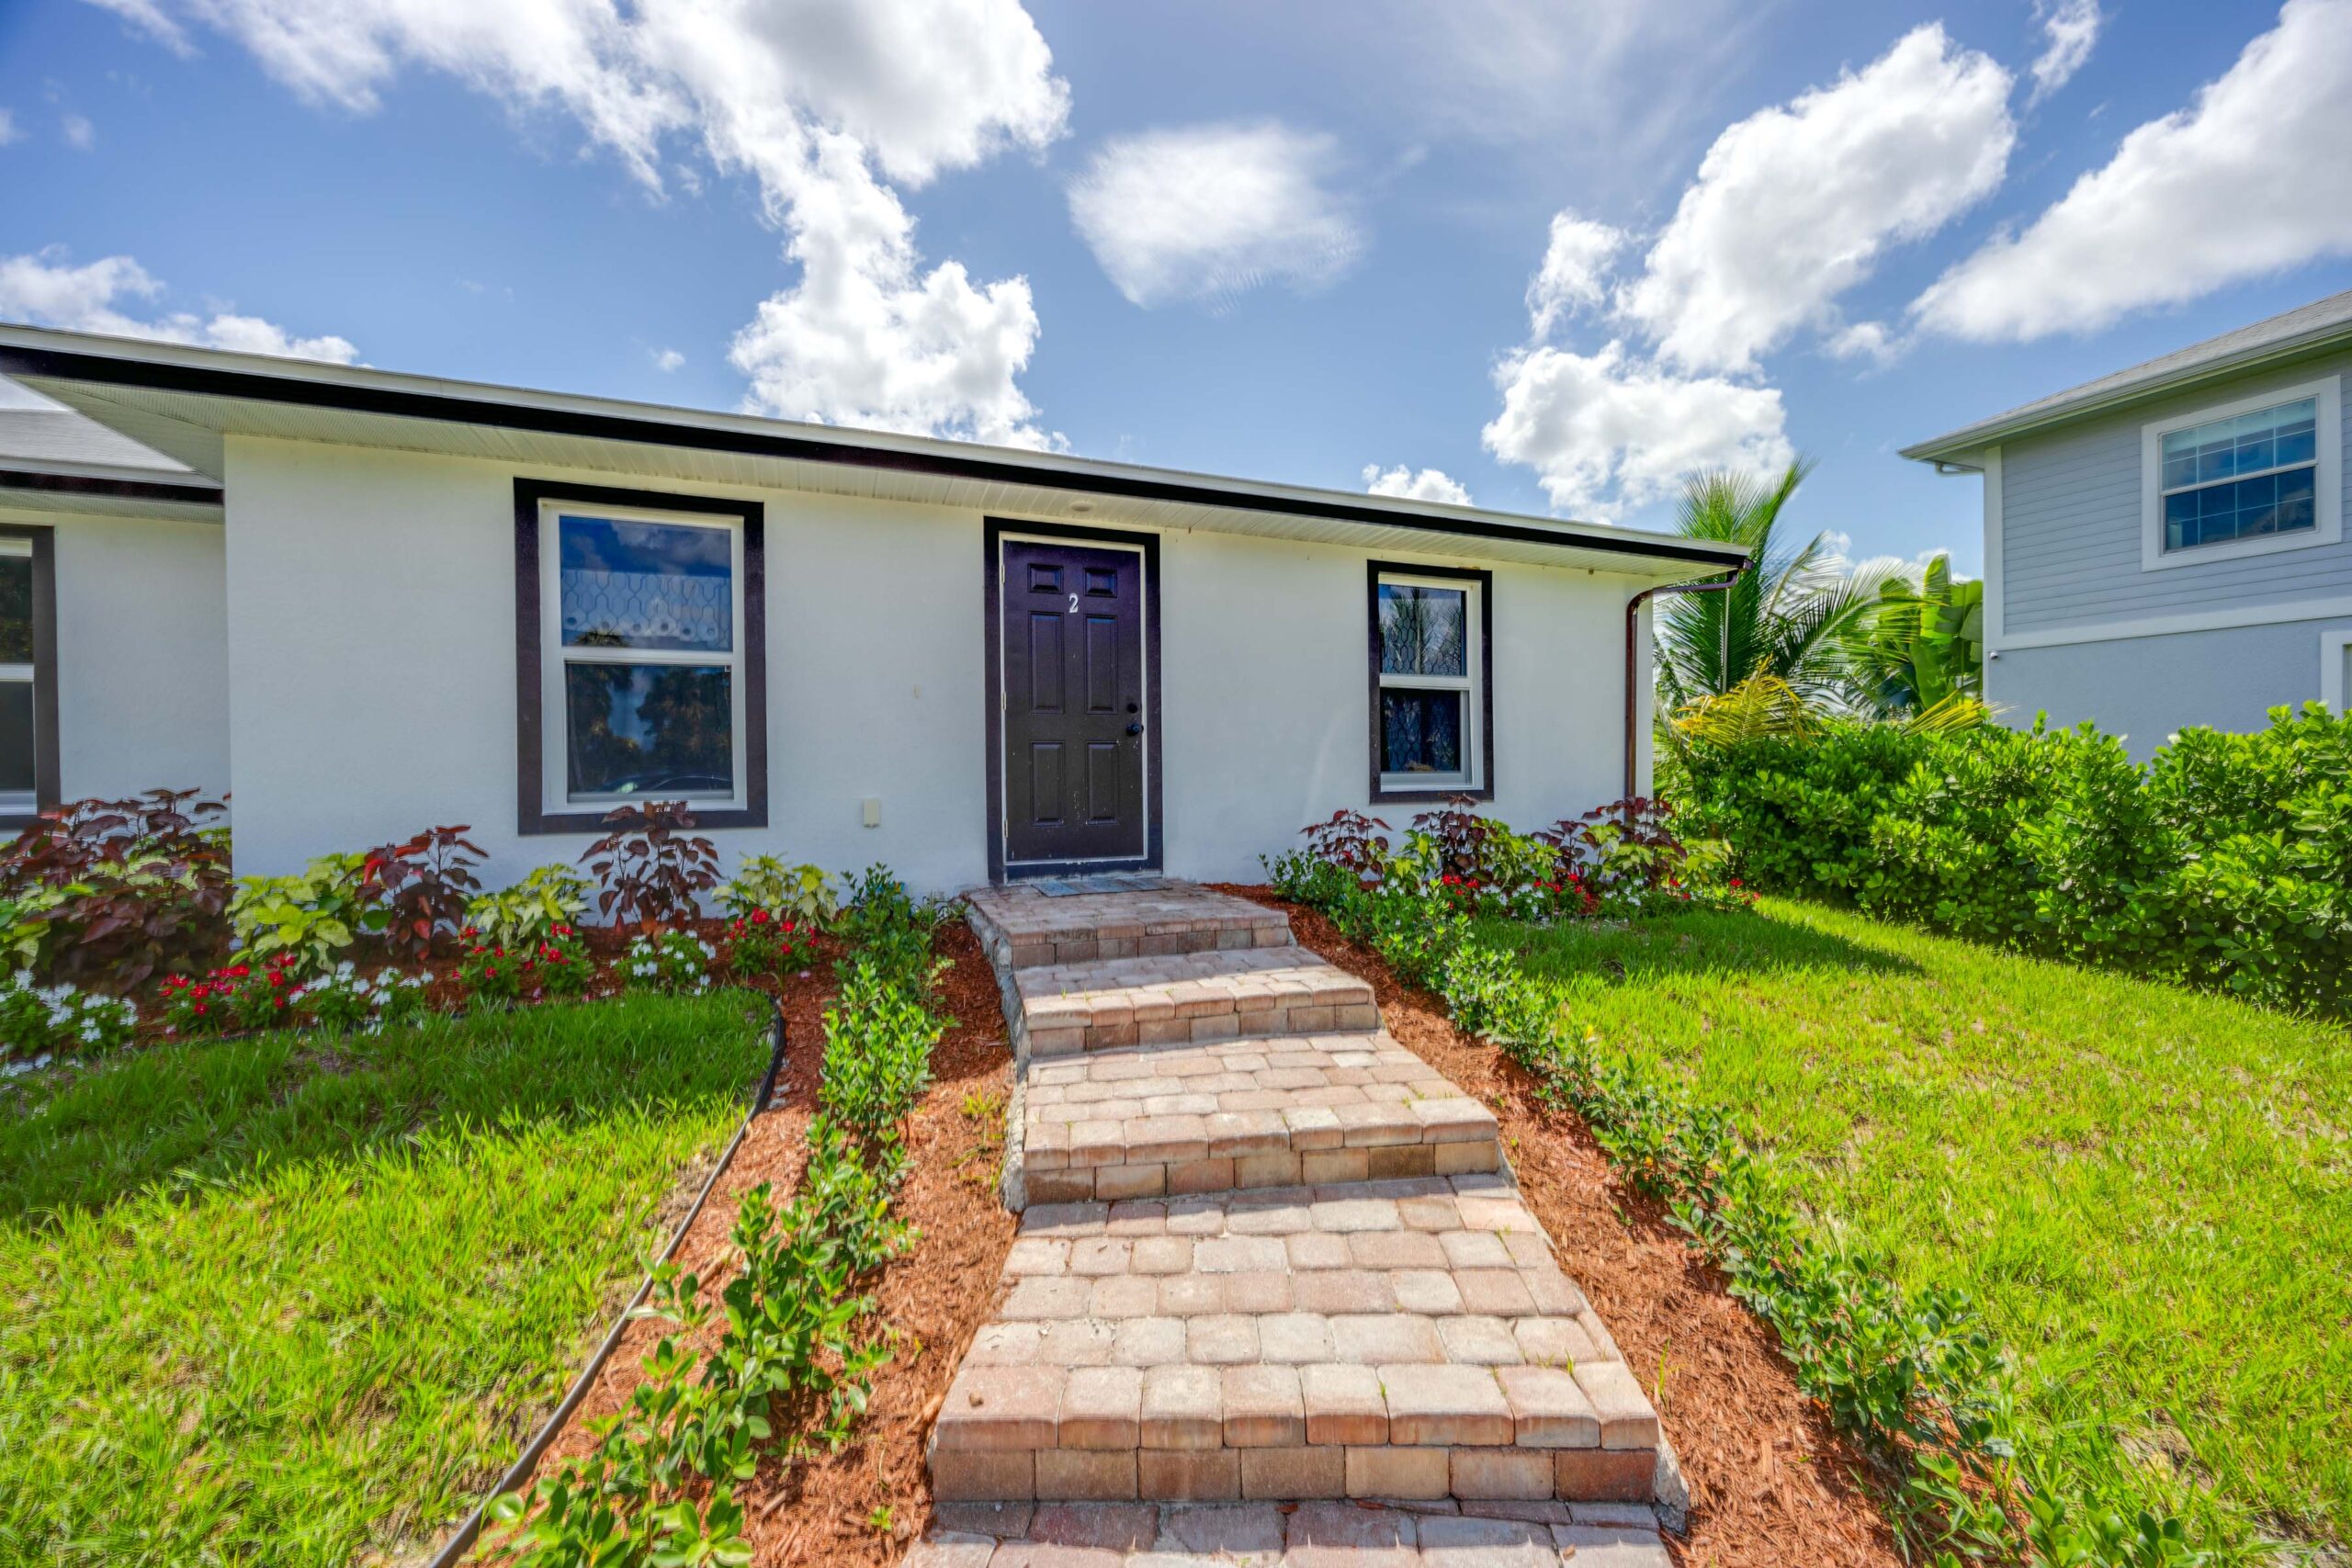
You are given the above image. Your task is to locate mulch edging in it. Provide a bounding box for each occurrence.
[1216,885,1905,1568]
[468,917,1017,1568]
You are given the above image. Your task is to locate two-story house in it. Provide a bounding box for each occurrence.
[1903,289,2352,755]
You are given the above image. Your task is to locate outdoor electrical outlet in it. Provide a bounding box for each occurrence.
[862,797,882,828]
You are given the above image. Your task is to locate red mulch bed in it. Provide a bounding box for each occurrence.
[1212,884,1905,1568]
[477,918,1016,1567]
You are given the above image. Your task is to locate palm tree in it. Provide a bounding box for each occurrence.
[1841,553,1985,716]
[1654,460,1890,710]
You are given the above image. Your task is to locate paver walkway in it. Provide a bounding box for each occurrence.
[928,882,1679,1561]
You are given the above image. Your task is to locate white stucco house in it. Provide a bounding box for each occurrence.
[1903,288,2352,756]
[0,325,1742,889]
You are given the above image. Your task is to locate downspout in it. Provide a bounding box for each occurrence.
[1623,567,1744,799]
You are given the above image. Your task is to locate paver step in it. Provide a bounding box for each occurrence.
[967,883,1293,971]
[1012,1032,1502,1207]
[927,1179,1664,1506]
[1012,945,1379,1059]
[913,1499,1675,1568]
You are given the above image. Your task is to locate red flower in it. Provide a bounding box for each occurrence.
[553,924,573,938]
[193,1002,209,1016]
[750,909,769,925]
[273,995,288,1010]
[229,964,251,978]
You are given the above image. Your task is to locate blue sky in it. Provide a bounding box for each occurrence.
[4,0,2350,574]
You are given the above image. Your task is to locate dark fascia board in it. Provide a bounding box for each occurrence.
[1900,321,2352,465]
[0,341,1746,571]
[0,467,223,506]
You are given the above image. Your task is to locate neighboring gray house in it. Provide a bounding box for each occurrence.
[1904,289,2352,755]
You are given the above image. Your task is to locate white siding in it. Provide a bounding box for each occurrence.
[2000,350,2352,636]
[0,508,231,803]
[221,436,1646,891]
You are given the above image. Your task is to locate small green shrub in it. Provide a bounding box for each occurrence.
[721,854,838,930]
[622,931,715,995]
[228,853,370,975]
[464,866,590,949]
[0,973,139,1059]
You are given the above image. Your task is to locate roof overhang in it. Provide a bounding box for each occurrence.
[1900,310,2352,467]
[0,326,1744,581]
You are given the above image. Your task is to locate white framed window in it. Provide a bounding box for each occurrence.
[0,536,34,817]
[1369,563,1490,799]
[537,500,748,818]
[2142,376,2342,571]
[2322,626,2352,716]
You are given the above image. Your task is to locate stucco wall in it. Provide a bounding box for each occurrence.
[220,436,1648,890]
[1990,615,2352,759]
[1,507,230,803]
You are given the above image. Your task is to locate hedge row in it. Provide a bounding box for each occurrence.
[1670,704,2352,1017]
[1269,857,2203,1568]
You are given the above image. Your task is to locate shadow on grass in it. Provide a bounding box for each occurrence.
[1476,900,1922,988]
[0,990,776,1227]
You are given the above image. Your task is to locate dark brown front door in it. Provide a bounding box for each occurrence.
[1001,537,1147,866]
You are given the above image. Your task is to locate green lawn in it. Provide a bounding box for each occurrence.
[0,994,772,1568]
[1479,898,2351,1559]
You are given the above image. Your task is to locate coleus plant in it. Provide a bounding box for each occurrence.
[582,801,720,932]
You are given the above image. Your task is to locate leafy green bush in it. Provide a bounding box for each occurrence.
[720,854,838,930]
[228,853,370,975]
[1675,703,2352,1016]
[463,865,589,948]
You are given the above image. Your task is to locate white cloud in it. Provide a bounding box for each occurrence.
[1363,464,1472,506]
[1618,24,2014,375]
[62,112,96,150]
[651,345,684,372]
[1823,319,1897,364]
[0,248,360,362]
[1068,121,1363,310]
[2029,0,2102,103]
[0,109,19,146]
[1481,340,1792,518]
[1915,0,2352,342]
[1527,212,1625,339]
[104,0,1070,446]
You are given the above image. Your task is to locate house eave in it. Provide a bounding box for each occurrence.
[1900,316,2352,466]
[0,325,1746,580]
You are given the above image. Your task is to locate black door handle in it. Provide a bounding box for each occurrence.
[1125,722,1144,736]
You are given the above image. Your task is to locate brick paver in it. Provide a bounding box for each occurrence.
[909,1501,1675,1568]
[933,880,1672,1522]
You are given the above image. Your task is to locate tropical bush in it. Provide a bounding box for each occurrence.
[361,826,485,960]
[464,865,590,949]
[228,853,370,974]
[0,790,232,990]
[1674,703,2352,1015]
[720,854,838,929]
[722,908,808,977]
[1270,796,1746,920]
[582,802,719,931]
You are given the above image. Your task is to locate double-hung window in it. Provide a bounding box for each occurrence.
[518,483,767,833]
[0,528,53,827]
[2143,378,2341,570]
[1368,562,1492,800]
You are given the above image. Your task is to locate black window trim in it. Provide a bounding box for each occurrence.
[514,479,767,836]
[1367,558,1494,805]
[0,525,59,831]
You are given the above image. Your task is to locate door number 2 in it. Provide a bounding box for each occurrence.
[1068,593,1080,613]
